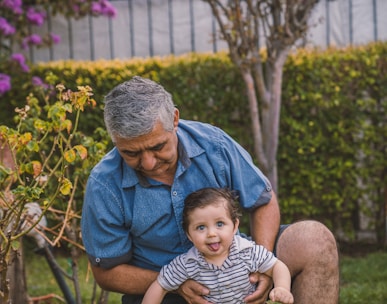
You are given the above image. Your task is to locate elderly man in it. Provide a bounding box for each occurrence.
[81,76,339,304]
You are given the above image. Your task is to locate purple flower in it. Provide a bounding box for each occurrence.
[11,53,30,72]
[32,76,49,89]
[32,76,44,86]
[29,34,43,45]
[26,8,46,26]
[92,1,117,17]
[11,53,25,65]
[72,4,80,14]
[91,2,102,14]
[50,33,61,44]
[100,0,117,17]
[2,0,23,14]
[0,74,12,95]
[0,17,16,36]
[22,34,43,49]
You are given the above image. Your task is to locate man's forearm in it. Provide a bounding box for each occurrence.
[92,263,158,295]
[250,190,280,251]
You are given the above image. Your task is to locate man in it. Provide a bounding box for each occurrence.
[81,76,339,304]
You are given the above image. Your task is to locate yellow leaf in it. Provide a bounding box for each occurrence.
[19,132,32,145]
[60,178,72,195]
[74,145,88,160]
[32,161,42,177]
[64,149,76,163]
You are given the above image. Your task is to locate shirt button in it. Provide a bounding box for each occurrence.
[172,191,177,196]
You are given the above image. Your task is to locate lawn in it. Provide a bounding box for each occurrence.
[24,243,387,303]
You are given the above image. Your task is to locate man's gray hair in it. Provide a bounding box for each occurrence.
[103,76,176,140]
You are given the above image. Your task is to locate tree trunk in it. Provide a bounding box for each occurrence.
[0,242,29,304]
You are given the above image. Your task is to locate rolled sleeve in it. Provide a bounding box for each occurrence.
[81,174,132,269]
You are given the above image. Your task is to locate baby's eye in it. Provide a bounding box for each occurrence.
[196,225,205,231]
[216,221,224,227]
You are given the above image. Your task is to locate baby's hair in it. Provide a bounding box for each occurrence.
[182,187,241,232]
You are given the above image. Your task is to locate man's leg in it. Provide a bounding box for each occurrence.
[276,220,339,304]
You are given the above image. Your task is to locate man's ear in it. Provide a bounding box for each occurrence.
[173,108,179,130]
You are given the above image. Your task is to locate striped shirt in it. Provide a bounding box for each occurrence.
[158,235,277,303]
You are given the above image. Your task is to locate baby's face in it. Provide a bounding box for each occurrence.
[186,199,239,266]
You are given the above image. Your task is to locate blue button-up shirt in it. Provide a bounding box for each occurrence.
[81,120,272,271]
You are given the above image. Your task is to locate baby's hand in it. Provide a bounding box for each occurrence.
[269,286,294,304]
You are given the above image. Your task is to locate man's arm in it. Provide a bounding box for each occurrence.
[244,190,281,304]
[250,190,280,251]
[93,264,211,304]
[91,264,158,294]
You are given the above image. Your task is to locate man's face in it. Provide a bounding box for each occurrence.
[114,110,179,183]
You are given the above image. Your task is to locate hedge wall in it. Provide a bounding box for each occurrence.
[2,42,386,243]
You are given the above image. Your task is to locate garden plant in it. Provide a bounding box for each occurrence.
[0,82,108,303]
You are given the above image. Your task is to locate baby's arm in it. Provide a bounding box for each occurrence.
[265,260,294,304]
[141,279,168,304]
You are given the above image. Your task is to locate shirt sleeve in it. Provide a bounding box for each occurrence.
[213,127,273,211]
[157,254,189,291]
[248,244,278,274]
[81,172,132,269]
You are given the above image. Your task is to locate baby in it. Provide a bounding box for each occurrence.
[142,187,294,304]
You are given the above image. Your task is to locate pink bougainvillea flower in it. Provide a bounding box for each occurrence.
[92,0,117,17]
[11,53,30,72]
[22,34,43,49]
[0,74,12,95]
[32,76,44,86]
[0,17,16,35]
[50,33,61,44]
[32,76,49,89]
[29,34,43,45]
[100,0,117,17]
[91,2,102,14]
[26,7,46,26]
[2,0,23,14]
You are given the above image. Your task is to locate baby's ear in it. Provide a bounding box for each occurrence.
[233,218,240,233]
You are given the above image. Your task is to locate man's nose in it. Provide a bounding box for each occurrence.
[140,151,157,170]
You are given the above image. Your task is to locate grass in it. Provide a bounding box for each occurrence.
[24,245,122,303]
[24,243,387,304]
[339,251,387,304]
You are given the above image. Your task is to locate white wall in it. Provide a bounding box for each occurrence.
[27,0,387,63]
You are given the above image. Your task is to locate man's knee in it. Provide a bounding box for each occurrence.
[276,220,339,271]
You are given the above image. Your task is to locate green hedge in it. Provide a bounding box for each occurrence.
[2,42,386,242]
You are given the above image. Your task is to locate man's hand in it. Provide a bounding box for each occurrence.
[244,272,273,304]
[177,279,211,304]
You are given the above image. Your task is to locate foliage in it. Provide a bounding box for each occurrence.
[202,0,319,191]
[1,41,386,244]
[279,43,387,243]
[0,83,108,302]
